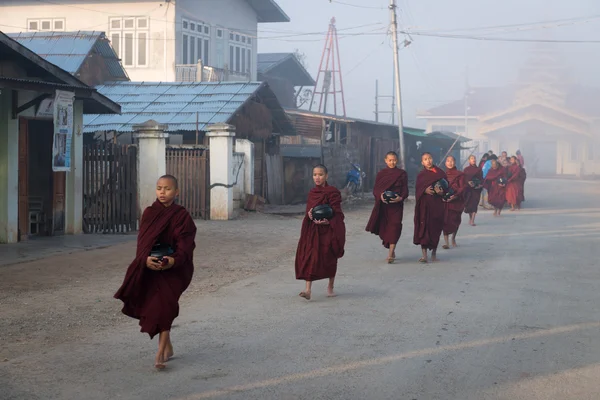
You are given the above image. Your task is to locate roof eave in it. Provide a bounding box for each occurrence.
[249,0,291,23]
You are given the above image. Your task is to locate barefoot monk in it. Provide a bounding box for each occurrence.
[442,156,466,249]
[413,153,447,263]
[295,165,346,300]
[366,151,409,264]
[114,175,197,370]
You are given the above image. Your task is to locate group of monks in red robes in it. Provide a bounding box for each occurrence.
[484,155,527,215]
[363,151,527,264]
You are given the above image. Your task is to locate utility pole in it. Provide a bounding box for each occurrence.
[389,0,405,169]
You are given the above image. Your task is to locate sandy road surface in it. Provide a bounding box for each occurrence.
[2,180,600,400]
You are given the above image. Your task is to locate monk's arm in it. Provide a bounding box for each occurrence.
[171,215,197,267]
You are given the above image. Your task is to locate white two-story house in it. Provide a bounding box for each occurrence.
[0,0,290,82]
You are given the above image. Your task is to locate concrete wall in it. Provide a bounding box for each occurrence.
[0,0,176,82]
[232,152,245,209]
[0,90,19,243]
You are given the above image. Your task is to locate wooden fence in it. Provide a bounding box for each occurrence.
[166,146,210,220]
[83,144,138,233]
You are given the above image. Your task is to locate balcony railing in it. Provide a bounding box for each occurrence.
[176,62,251,83]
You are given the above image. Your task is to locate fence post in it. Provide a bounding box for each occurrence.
[206,123,235,220]
[133,120,168,217]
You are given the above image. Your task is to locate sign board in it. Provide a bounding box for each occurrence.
[52,90,75,172]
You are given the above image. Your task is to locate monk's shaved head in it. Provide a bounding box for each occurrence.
[158,174,178,188]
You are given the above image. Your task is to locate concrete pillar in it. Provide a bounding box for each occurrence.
[235,139,255,197]
[133,120,168,215]
[0,90,19,243]
[207,123,235,220]
[65,100,84,235]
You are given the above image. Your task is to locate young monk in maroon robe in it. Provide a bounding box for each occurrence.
[442,156,466,249]
[413,152,447,263]
[114,175,196,370]
[365,151,409,263]
[517,158,527,207]
[506,156,523,211]
[484,159,508,217]
[463,155,483,226]
[295,165,346,300]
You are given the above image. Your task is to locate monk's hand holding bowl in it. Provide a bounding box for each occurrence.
[390,195,403,203]
[146,256,163,271]
[313,219,330,225]
[425,186,436,196]
[468,181,475,188]
[308,208,314,220]
[161,256,175,270]
[380,193,388,203]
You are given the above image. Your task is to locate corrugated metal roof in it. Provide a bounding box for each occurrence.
[257,53,291,74]
[84,81,265,133]
[7,31,128,80]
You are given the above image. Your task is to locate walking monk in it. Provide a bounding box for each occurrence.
[463,155,483,226]
[414,153,447,263]
[506,156,522,211]
[295,165,346,300]
[442,156,465,249]
[485,159,507,216]
[365,151,409,263]
[114,175,197,370]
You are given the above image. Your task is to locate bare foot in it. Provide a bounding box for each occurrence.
[327,286,337,297]
[299,291,311,300]
[432,256,439,262]
[452,241,458,248]
[470,222,476,226]
[419,257,428,264]
[163,343,174,361]
[155,352,166,370]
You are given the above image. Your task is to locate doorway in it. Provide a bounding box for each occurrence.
[18,118,65,240]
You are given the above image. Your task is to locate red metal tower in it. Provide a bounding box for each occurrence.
[310,17,347,117]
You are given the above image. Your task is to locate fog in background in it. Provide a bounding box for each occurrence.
[259,0,600,128]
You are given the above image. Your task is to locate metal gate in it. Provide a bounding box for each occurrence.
[166,146,210,220]
[83,143,138,233]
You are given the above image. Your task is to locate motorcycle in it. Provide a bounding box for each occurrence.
[345,162,366,196]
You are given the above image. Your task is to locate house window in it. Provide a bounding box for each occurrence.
[109,16,150,68]
[229,31,253,75]
[27,18,66,32]
[182,18,210,66]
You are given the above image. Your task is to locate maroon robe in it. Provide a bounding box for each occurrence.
[413,167,447,250]
[506,164,522,206]
[485,167,507,209]
[463,165,483,214]
[295,184,346,281]
[114,200,196,339]
[443,167,466,235]
[365,167,409,248]
[518,168,527,204]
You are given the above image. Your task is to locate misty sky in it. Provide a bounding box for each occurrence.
[258,0,600,128]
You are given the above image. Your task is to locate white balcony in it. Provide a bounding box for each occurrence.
[176,62,251,82]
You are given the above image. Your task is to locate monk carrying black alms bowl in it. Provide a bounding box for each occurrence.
[114,174,197,370]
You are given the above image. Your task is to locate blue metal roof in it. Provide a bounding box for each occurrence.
[7,31,128,80]
[84,82,266,133]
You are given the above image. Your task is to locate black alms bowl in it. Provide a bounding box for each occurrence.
[383,190,399,202]
[498,177,507,185]
[433,178,449,193]
[312,204,334,220]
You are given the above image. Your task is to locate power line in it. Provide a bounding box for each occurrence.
[330,0,387,10]
[403,31,600,44]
